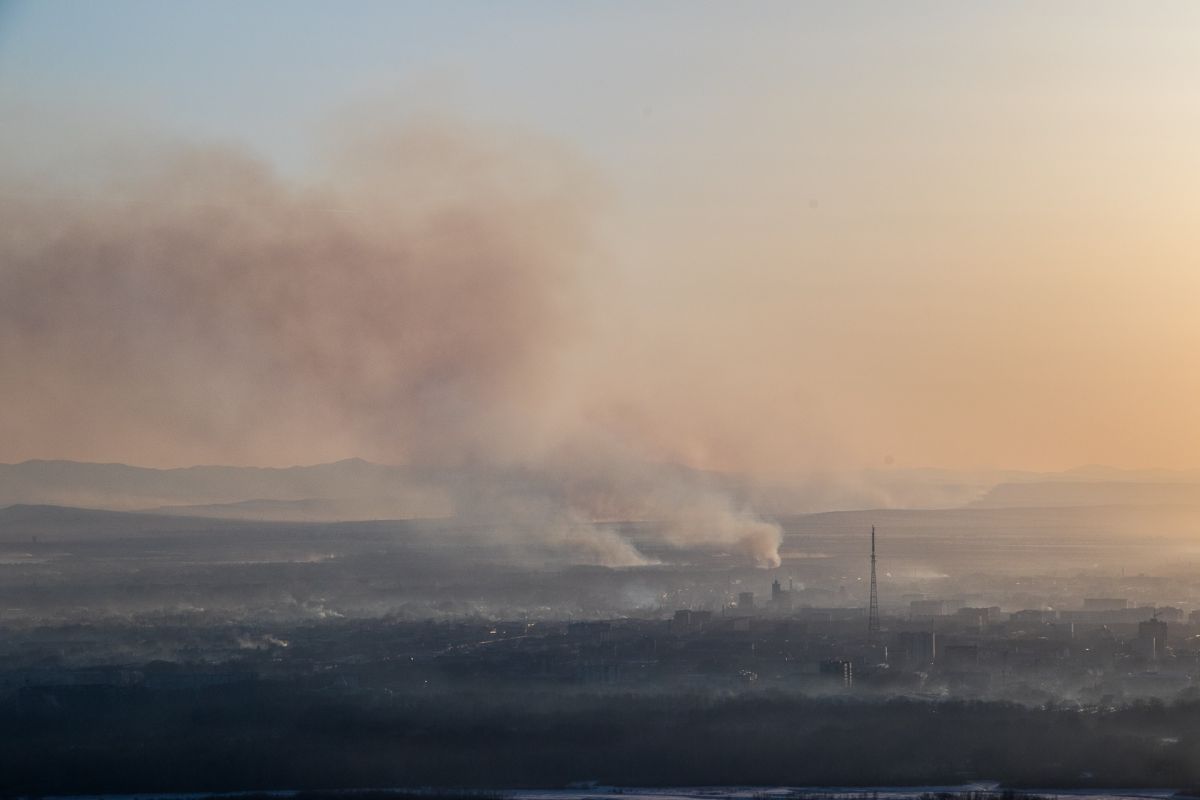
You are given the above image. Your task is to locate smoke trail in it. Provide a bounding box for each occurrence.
[0,119,781,567]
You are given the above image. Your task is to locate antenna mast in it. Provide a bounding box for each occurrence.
[868,526,880,638]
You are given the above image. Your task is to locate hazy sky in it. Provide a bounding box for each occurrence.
[3,2,1200,474]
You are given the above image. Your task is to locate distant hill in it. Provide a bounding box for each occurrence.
[777,503,1200,576]
[971,481,1200,509]
[1055,464,1200,483]
[784,502,1200,535]
[8,458,1200,524]
[145,496,446,522]
[0,458,451,518]
[0,503,269,539]
[6,501,1200,581]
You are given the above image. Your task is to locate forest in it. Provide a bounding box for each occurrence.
[4,684,1200,795]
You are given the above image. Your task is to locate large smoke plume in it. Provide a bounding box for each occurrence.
[0,120,782,568]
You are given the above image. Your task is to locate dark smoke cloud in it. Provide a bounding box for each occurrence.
[0,121,781,567]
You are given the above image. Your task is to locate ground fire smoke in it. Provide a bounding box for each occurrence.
[0,121,782,568]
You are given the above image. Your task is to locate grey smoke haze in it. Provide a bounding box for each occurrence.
[0,121,782,567]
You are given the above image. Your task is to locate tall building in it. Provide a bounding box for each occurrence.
[819,658,854,688]
[897,631,937,669]
[910,599,946,619]
[771,578,795,611]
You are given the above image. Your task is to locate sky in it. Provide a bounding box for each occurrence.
[3,1,1200,475]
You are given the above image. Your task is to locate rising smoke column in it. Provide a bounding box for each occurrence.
[0,120,782,567]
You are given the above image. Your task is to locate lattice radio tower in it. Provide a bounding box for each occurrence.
[867,525,880,638]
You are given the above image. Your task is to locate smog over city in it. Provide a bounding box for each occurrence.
[6,2,1200,797]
